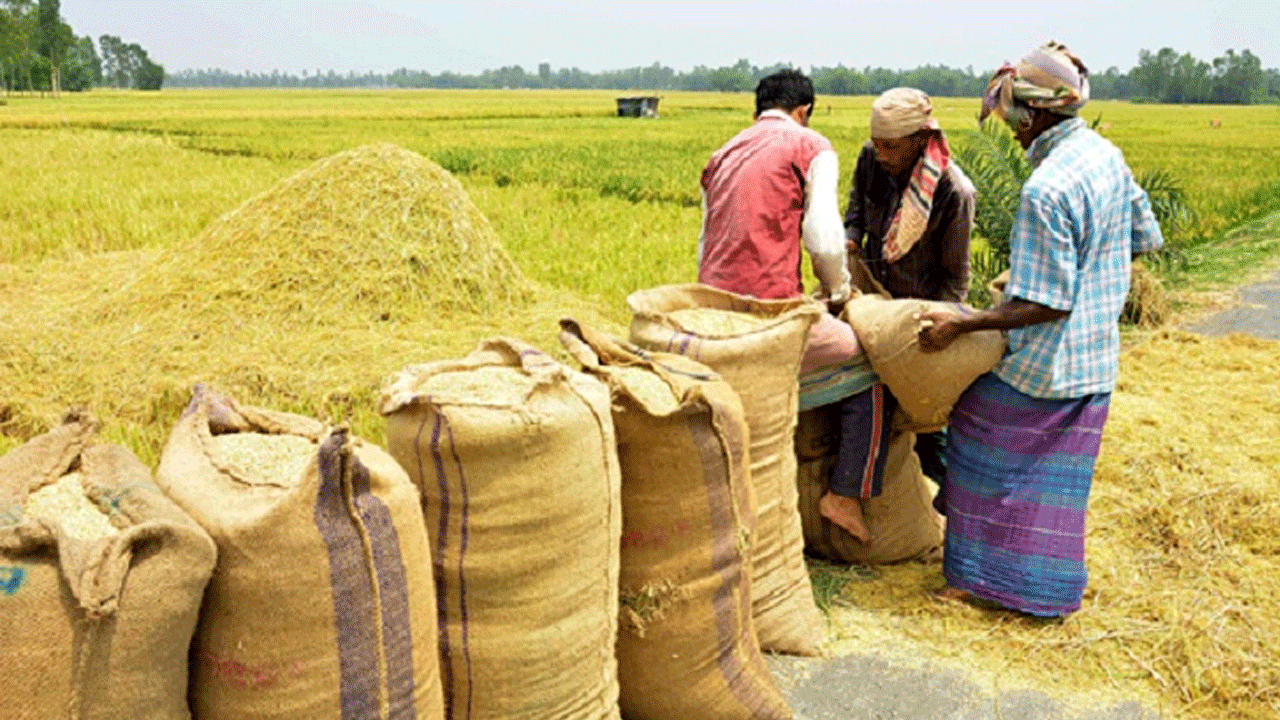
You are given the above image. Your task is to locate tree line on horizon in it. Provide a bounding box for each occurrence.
[1,0,163,94]
[2,0,1276,104]
[169,50,1280,104]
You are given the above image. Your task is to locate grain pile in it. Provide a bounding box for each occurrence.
[212,432,316,483]
[819,329,1280,720]
[605,365,680,415]
[24,472,118,541]
[668,307,770,336]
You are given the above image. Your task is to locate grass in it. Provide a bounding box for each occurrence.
[2,88,1279,719]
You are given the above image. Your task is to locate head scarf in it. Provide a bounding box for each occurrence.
[870,87,940,139]
[981,41,1090,125]
[869,88,951,263]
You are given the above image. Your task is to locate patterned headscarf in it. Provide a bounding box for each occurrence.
[871,87,940,139]
[869,88,952,263]
[981,41,1090,125]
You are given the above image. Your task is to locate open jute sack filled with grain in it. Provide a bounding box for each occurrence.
[842,293,1005,433]
[794,406,942,565]
[155,384,443,720]
[381,339,622,720]
[0,411,216,720]
[558,319,792,720]
[627,284,825,657]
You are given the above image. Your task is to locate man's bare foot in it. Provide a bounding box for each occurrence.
[818,492,871,543]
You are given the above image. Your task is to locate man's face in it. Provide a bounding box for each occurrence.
[872,132,927,176]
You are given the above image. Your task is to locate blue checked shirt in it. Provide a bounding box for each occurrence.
[995,118,1164,399]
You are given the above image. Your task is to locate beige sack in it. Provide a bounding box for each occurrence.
[156,385,443,720]
[988,269,1010,307]
[381,339,622,720]
[794,407,943,565]
[627,284,825,656]
[1,412,216,720]
[558,320,792,720]
[842,294,1005,432]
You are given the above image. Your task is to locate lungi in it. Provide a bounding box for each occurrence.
[942,373,1111,616]
[798,313,894,499]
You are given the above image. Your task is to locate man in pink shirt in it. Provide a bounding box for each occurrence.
[699,70,895,543]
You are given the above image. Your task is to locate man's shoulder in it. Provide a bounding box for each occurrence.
[943,162,976,200]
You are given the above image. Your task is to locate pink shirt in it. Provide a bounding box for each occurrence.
[698,112,844,300]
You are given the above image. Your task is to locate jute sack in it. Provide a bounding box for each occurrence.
[558,319,792,720]
[381,339,622,720]
[0,411,216,720]
[156,384,443,720]
[627,284,825,657]
[842,294,1006,433]
[794,408,943,565]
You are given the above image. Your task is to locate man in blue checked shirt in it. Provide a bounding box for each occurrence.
[915,41,1163,617]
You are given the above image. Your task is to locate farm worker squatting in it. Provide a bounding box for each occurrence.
[845,86,976,508]
[918,41,1164,616]
[698,69,892,544]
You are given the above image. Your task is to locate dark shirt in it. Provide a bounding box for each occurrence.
[844,140,974,302]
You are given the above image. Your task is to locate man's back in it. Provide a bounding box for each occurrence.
[699,113,832,300]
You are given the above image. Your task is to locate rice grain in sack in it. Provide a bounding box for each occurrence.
[381,339,622,720]
[627,284,825,657]
[0,412,216,720]
[155,384,443,720]
[842,294,1005,433]
[793,407,943,565]
[558,320,792,720]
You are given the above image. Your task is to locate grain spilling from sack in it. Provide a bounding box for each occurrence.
[156,384,444,720]
[628,284,826,656]
[559,319,792,720]
[382,339,622,720]
[843,294,1005,432]
[25,472,118,542]
[1,412,216,720]
[794,407,943,564]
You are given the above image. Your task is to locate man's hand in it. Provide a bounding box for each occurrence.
[846,239,864,260]
[917,310,965,353]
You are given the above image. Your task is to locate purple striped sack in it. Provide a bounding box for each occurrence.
[381,339,622,720]
[559,320,792,720]
[1,412,216,720]
[156,385,443,720]
[627,284,825,657]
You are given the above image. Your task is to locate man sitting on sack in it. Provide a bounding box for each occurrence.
[844,87,976,508]
[698,69,894,543]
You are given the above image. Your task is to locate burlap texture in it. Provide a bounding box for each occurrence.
[794,407,943,564]
[381,339,622,720]
[627,284,825,657]
[156,385,443,720]
[0,412,216,720]
[559,320,792,720]
[843,294,1006,432]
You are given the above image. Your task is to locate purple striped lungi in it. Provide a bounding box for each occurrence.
[942,373,1110,616]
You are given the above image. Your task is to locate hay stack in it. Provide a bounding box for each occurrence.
[1122,261,1169,328]
[124,142,530,321]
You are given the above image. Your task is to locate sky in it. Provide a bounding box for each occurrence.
[59,1,1280,77]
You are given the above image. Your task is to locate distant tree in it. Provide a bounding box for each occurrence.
[36,0,59,93]
[538,61,550,87]
[1211,49,1264,104]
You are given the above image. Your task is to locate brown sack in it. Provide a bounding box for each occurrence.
[156,385,443,720]
[558,319,792,720]
[794,407,943,564]
[842,294,1005,433]
[627,284,825,657]
[381,339,622,720]
[0,411,216,720]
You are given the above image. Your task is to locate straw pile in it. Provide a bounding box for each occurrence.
[817,329,1280,720]
[1122,262,1171,328]
[25,472,118,541]
[118,142,531,320]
